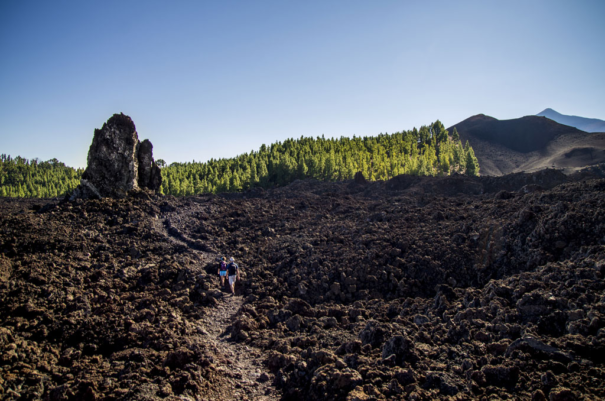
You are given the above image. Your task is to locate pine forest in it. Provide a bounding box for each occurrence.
[0,155,83,198]
[1,121,479,198]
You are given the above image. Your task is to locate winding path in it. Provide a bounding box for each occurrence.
[154,215,281,400]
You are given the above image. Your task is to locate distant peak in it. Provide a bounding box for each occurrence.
[534,108,605,133]
[458,114,497,124]
[537,108,560,116]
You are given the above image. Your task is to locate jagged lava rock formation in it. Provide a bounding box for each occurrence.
[71,113,161,199]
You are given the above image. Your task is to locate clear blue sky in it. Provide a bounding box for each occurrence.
[1,0,604,168]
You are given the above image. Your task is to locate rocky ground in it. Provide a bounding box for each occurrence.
[1,168,604,400]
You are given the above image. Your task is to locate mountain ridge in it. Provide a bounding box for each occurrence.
[450,114,584,153]
[536,108,605,133]
[450,113,605,176]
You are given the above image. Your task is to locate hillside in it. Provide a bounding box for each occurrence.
[160,120,478,196]
[451,114,584,153]
[537,108,605,133]
[1,120,480,198]
[450,114,605,176]
[1,169,604,400]
[0,155,82,197]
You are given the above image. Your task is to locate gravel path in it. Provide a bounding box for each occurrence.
[201,293,280,401]
[156,214,281,401]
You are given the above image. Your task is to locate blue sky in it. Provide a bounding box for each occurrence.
[1,0,604,168]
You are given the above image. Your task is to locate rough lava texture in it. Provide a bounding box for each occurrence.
[71,114,161,200]
[138,140,162,192]
[1,166,605,400]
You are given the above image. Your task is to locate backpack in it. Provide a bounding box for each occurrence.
[219,261,227,271]
[228,262,238,276]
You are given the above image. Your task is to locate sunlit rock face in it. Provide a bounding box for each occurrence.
[71,113,162,199]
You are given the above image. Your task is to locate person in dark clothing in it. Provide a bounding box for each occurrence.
[217,257,228,288]
[227,257,240,295]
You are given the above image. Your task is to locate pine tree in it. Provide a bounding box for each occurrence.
[231,171,241,191]
[325,151,336,180]
[297,156,308,179]
[465,147,480,177]
[452,127,460,142]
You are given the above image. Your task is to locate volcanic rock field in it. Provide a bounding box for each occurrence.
[1,169,605,400]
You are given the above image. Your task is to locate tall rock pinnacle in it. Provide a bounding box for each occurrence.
[71,113,162,199]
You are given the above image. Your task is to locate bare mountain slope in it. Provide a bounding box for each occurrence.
[450,114,605,176]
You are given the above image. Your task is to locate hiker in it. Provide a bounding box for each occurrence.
[217,257,228,288]
[227,257,240,295]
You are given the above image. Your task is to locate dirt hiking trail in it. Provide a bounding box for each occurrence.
[201,293,279,400]
[156,214,281,401]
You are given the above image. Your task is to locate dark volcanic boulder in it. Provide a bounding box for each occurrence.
[354,171,367,184]
[71,113,162,199]
[359,320,391,348]
[138,139,162,191]
[382,335,417,365]
[0,256,11,282]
